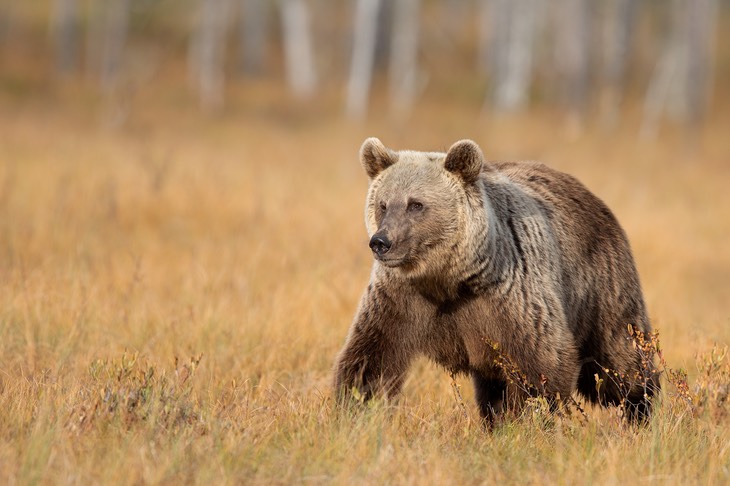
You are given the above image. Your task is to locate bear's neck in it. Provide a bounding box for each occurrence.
[448,181,517,297]
[406,183,515,304]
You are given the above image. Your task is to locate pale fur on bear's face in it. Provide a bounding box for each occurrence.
[360,138,484,279]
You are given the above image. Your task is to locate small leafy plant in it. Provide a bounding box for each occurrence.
[66,351,205,434]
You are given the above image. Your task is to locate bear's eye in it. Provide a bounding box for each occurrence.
[407,201,424,212]
[379,201,387,212]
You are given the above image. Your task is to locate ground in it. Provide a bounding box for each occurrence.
[0,84,729,483]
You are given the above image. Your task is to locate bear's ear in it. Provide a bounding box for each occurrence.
[360,137,397,179]
[444,139,484,183]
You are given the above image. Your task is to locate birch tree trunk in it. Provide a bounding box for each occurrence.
[641,0,717,137]
[477,0,505,74]
[346,0,382,119]
[601,0,637,120]
[280,0,317,99]
[99,0,130,93]
[684,0,716,126]
[374,0,393,69]
[490,0,542,112]
[196,0,230,111]
[239,0,268,75]
[52,0,78,74]
[389,0,420,116]
[553,0,590,115]
[85,2,103,82]
[443,0,470,42]
[640,4,681,139]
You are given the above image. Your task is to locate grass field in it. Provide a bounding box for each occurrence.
[1,84,729,484]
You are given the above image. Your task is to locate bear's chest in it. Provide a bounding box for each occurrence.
[417,296,498,374]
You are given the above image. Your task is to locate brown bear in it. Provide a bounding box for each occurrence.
[333,138,660,423]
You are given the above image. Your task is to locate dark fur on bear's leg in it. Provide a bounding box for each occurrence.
[624,378,661,424]
[333,286,414,404]
[472,374,507,425]
[577,359,661,424]
[333,331,409,404]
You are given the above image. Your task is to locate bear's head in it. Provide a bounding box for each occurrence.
[360,137,488,280]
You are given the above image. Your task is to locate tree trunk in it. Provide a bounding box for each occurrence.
[346,0,382,119]
[85,2,103,82]
[52,0,78,74]
[477,0,505,75]
[641,0,717,137]
[196,0,230,111]
[552,0,591,115]
[684,0,716,126]
[99,0,130,93]
[600,0,638,126]
[443,0,471,42]
[389,0,420,116]
[238,0,268,75]
[374,0,393,69]
[280,0,317,99]
[490,0,542,112]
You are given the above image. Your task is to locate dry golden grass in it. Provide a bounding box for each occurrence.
[1,86,729,484]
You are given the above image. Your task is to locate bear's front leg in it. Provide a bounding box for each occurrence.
[472,373,507,424]
[333,288,413,403]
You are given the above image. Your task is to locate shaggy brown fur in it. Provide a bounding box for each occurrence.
[333,138,660,424]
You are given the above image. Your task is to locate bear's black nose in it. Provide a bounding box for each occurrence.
[369,234,392,256]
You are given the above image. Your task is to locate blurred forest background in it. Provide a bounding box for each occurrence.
[1,0,727,128]
[1,1,730,484]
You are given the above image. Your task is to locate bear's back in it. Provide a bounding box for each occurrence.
[489,161,625,247]
[485,160,647,339]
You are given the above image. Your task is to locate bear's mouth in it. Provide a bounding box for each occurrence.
[375,254,414,269]
[377,257,405,267]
